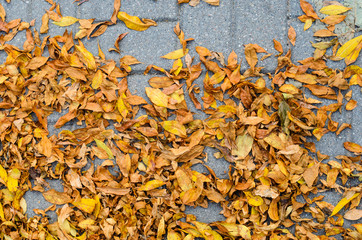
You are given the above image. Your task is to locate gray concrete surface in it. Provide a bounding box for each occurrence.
[0,0,361,234]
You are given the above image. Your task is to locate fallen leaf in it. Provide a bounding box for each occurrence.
[117,11,157,31]
[161,48,189,59]
[73,198,96,214]
[232,134,253,159]
[94,138,114,159]
[288,26,296,46]
[161,120,187,137]
[343,142,362,154]
[345,99,357,110]
[145,87,169,107]
[320,5,351,15]
[139,180,165,191]
[43,189,72,205]
[53,16,79,27]
[336,35,362,58]
[300,0,319,19]
[331,193,360,216]
[344,209,362,221]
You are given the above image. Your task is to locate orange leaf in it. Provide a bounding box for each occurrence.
[288,26,296,46]
[343,142,362,154]
[300,0,319,19]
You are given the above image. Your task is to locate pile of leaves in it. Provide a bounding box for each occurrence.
[0,0,361,239]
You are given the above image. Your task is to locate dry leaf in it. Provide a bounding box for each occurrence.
[117,11,157,31]
[288,26,296,46]
[320,5,351,15]
[53,16,79,27]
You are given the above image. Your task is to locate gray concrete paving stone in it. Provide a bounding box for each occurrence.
[78,0,179,22]
[80,21,177,72]
[234,0,288,72]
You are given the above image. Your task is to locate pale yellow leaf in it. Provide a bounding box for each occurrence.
[320,5,351,15]
[73,198,96,214]
[94,138,114,159]
[145,87,169,107]
[161,120,187,137]
[161,49,189,59]
[117,11,157,31]
[53,16,79,27]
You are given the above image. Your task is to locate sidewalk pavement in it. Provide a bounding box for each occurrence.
[1,0,360,228]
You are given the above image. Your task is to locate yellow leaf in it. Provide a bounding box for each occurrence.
[244,191,264,206]
[94,138,114,159]
[139,179,165,191]
[167,231,182,240]
[331,193,360,216]
[279,84,300,94]
[336,35,362,58]
[161,120,187,137]
[0,164,8,185]
[78,219,95,229]
[7,168,20,193]
[0,3,5,21]
[320,5,351,15]
[53,16,79,27]
[0,202,5,220]
[215,222,251,239]
[73,198,96,214]
[209,71,226,85]
[304,18,313,31]
[145,87,169,107]
[192,221,223,240]
[117,94,129,118]
[353,223,362,234]
[75,44,96,71]
[171,59,183,76]
[232,134,253,159]
[345,41,362,65]
[93,195,101,218]
[117,11,157,31]
[161,48,189,59]
[91,70,103,89]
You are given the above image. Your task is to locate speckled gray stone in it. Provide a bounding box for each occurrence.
[234,0,288,72]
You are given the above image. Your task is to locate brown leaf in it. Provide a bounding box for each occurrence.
[344,209,362,220]
[43,189,72,205]
[303,163,320,188]
[111,0,121,24]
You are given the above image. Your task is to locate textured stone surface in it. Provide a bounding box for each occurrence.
[78,0,178,21]
[234,0,288,72]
